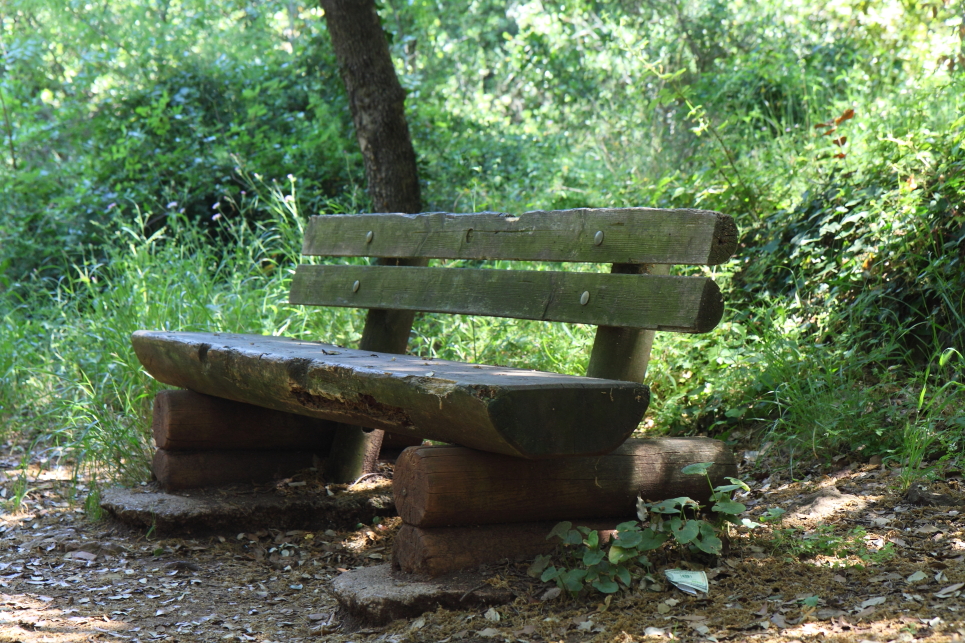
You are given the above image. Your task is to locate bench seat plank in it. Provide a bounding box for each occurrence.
[132,331,649,459]
[302,208,738,265]
[290,265,723,333]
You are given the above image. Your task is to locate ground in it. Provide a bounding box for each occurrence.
[0,444,963,643]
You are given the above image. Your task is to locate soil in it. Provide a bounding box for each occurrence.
[1,445,964,643]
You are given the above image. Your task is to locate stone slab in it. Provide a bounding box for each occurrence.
[331,564,514,627]
[100,481,394,534]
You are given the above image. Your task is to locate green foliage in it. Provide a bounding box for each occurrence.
[771,525,895,567]
[1,0,964,483]
[532,465,755,596]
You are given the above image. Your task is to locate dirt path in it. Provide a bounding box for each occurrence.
[1,448,963,642]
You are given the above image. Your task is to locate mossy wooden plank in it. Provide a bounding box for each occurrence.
[290,265,723,333]
[301,208,737,265]
[131,331,649,459]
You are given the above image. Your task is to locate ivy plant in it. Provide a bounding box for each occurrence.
[530,463,756,595]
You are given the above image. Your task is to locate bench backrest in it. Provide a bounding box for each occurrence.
[289,208,737,379]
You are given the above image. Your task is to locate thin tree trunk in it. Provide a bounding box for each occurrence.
[320,0,421,214]
[320,0,425,482]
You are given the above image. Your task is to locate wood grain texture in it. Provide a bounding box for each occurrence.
[394,438,737,528]
[393,522,617,577]
[131,331,649,459]
[152,389,337,451]
[152,449,320,491]
[290,265,723,333]
[302,208,738,265]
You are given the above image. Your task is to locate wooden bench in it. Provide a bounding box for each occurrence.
[134,207,738,569]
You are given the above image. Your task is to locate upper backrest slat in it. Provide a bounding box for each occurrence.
[302,208,737,265]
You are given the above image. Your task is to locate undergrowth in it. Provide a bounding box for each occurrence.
[0,0,964,496]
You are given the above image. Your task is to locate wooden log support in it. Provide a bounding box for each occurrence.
[393,522,618,577]
[131,331,649,459]
[152,389,337,451]
[153,449,320,491]
[394,438,737,528]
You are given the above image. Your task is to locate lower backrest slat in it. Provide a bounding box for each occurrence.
[289,264,723,333]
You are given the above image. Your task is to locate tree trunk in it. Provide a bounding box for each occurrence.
[320,0,425,481]
[320,0,421,215]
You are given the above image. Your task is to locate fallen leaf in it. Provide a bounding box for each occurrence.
[484,607,500,623]
[576,620,594,632]
[644,626,667,637]
[657,603,671,614]
[770,614,788,629]
[540,587,561,601]
[936,583,965,597]
[478,627,500,638]
[411,616,426,629]
[906,571,927,583]
[860,596,886,609]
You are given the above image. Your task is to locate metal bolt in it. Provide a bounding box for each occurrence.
[352,280,360,293]
[365,230,374,244]
[580,291,590,305]
[593,230,604,246]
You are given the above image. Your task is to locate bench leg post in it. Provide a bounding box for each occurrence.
[326,257,428,483]
[325,424,385,484]
[586,263,671,382]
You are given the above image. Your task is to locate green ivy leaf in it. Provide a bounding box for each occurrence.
[724,477,751,492]
[615,566,632,587]
[583,549,605,566]
[585,530,600,549]
[712,484,745,494]
[671,518,700,544]
[614,529,642,548]
[564,529,583,546]
[615,520,640,532]
[681,462,713,475]
[608,545,631,565]
[639,528,669,550]
[548,521,572,541]
[540,565,560,582]
[651,497,693,514]
[528,554,551,578]
[592,577,619,593]
[561,569,586,593]
[694,532,722,554]
[712,499,747,515]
